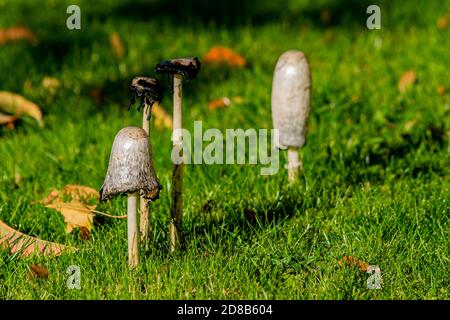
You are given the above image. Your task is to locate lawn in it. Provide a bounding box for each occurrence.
[0,0,449,299]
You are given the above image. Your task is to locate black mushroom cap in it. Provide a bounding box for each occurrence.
[154,57,201,81]
[128,77,163,111]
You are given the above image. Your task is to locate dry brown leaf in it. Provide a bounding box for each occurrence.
[437,15,450,29]
[0,91,43,126]
[39,184,99,205]
[109,32,125,59]
[46,200,95,234]
[437,85,446,96]
[29,264,49,279]
[0,113,17,126]
[0,26,38,46]
[152,103,173,130]
[203,46,246,68]
[338,255,369,272]
[62,184,99,201]
[0,219,76,257]
[398,70,417,93]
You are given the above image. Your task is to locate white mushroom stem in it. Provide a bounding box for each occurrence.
[128,192,139,267]
[140,103,152,248]
[287,147,302,183]
[170,74,184,252]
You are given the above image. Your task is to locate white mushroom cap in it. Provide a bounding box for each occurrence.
[100,127,161,201]
[271,50,311,149]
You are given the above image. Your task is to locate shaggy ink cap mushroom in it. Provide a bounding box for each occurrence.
[128,77,163,112]
[100,127,161,202]
[154,57,201,81]
[271,50,311,149]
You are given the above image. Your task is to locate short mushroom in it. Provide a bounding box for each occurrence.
[100,127,161,267]
[129,77,163,248]
[271,50,311,183]
[155,57,201,251]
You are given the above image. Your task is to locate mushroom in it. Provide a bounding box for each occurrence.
[271,50,311,183]
[155,57,201,251]
[129,77,163,248]
[100,127,161,267]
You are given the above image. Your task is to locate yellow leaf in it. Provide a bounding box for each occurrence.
[0,219,76,257]
[152,103,173,130]
[46,200,95,234]
[0,91,43,126]
[109,32,125,59]
[0,113,16,126]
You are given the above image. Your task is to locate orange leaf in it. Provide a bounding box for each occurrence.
[208,97,232,110]
[0,26,38,46]
[0,91,43,126]
[398,70,417,93]
[437,85,446,96]
[437,15,450,29]
[0,219,76,257]
[109,32,125,59]
[203,46,246,68]
[338,255,369,272]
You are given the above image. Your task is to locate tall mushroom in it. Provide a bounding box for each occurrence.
[100,127,161,267]
[129,77,163,248]
[155,57,201,251]
[271,50,311,183]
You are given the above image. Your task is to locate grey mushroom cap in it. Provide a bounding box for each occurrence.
[271,50,311,149]
[100,127,161,202]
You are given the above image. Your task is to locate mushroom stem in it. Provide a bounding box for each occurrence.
[287,147,302,183]
[140,103,152,249]
[128,192,139,267]
[170,74,184,251]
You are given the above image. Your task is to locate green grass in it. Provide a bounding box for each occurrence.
[0,0,449,299]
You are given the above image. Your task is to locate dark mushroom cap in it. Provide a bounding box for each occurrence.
[128,77,163,111]
[100,127,162,202]
[154,57,201,81]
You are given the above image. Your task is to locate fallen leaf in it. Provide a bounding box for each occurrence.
[437,85,446,96]
[39,184,99,205]
[29,264,49,279]
[208,96,245,110]
[0,26,38,46]
[437,15,450,29]
[203,46,246,68]
[62,184,99,202]
[0,91,43,126]
[208,97,232,110]
[398,70,417,93]
[46,200,95,234]
[109,32,125,59]
[338,255,369,272]
[41,77,61,94]
[0,113,17,126]
[0,219,76,257]
[152,103,173,130]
